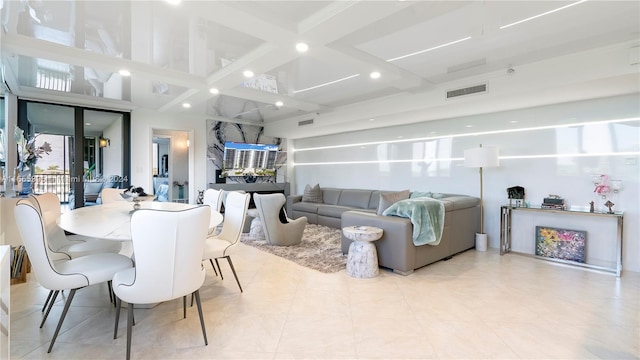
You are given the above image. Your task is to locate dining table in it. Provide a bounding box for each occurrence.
[58,201,223,241]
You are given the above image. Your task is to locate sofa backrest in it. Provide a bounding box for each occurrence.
[337,189,373,209]
[321,188,342,205]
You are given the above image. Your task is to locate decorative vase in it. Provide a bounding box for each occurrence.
[16,166,32,196]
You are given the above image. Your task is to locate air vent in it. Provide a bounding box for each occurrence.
[446,83,487,99]
[298,119,314,126]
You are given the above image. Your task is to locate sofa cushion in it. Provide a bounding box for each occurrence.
[322,188,342,205]
[292,201,321,213]
[337,189,373,209]
[317,205,353,218]
[302,184,323,203]
[368,191,382,209]
[377,190,410,215]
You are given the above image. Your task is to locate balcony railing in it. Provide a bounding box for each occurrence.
[31,173,72,203]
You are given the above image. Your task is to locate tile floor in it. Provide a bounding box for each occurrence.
[9,245,640,359]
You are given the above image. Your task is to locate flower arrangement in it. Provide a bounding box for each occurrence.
[14,126,52,170]
[173,180,188,187]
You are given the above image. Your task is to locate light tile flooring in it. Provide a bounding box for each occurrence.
[9,244,640,359]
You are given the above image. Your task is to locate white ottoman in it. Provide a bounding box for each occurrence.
[247,209,265,240]
[342,226,383,278]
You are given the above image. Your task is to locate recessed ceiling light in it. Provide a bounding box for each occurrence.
[165,0,181,5]
[369,118,375,121]
[85,122,91,126]
[465,125,473,128]
[510,120,519,124]
[275,101,284,107]
[182,103,191,108]
[209,88,219,95]
[243,70,254,78]
[370,72,381,79]
[119,69,131,76]
[295,43,309,53]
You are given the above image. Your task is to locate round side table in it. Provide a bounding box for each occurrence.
[342,226,383,278]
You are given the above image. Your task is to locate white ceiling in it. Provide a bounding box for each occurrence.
[1,0,639,137]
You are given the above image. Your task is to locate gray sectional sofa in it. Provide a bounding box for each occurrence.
[286,188,480,275]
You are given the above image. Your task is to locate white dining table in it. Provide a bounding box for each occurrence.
[58,201,223,241]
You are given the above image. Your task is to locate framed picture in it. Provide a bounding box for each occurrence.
[535,226,586,263]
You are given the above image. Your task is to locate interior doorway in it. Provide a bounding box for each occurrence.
[151,129,190,202]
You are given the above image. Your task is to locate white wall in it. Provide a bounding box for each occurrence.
[102,117,123,177]
[291,94,640,272]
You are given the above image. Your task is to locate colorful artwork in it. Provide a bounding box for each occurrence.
[535,226,586,263]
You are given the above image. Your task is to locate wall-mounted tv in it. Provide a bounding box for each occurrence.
[222,142,279,177]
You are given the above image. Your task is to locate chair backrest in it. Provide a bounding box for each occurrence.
[202,189,222,212]
[14,201,88,290]
[216,192,250,246]
[254,193,288,245]
[122,206,211,303]
[28,193,73,256]
[100,188,126,204]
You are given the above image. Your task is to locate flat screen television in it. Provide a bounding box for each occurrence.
[222,142,279,177]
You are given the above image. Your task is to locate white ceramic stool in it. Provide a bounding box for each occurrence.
[342,226,383,278]
[247,208,265,240]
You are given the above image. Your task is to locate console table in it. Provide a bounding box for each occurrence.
[500,205,623,277]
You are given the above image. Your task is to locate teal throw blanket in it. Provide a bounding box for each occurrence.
[382,198,445,246]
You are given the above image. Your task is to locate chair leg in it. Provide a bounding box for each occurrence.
[190,292,194,307]
[214,258,223,280]
[114,296,121,339]
[223,256,243,293]
[47,288,76,353]
[210,260,218,276]
[42,290,54,312]
[108,280,115,306]
[182,296,186,319]
[41,290,60,328]
[193,290,208,346]
[126,303,134,360]
[208,259,220,278]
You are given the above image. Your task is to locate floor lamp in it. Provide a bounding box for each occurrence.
[464,144,499,249]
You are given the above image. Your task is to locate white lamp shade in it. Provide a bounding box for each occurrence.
[464,146,499,168]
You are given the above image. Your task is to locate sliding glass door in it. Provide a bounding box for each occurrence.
[17,99,130,208]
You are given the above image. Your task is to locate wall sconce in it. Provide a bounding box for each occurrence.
[99,137,110,148]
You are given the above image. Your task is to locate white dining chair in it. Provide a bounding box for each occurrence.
[202,191,250,292]
[203,188,223,237]
[29,193,123,315]
[112,206,211,360]
[14,200,134,354]
[100,187,127,204]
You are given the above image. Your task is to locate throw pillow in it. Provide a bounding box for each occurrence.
[377,190,410,215]
[302,183,323,203]
[410,191,433,199]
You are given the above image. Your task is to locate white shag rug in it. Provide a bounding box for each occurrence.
[240,224,347,273]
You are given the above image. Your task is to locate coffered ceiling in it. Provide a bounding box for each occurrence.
[1,1,639,136]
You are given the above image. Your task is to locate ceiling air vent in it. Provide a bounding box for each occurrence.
[446,83,487,99]
[298,119,314,126]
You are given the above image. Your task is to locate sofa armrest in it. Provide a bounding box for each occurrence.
[286,195,303,215]
[341,211,415,273]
